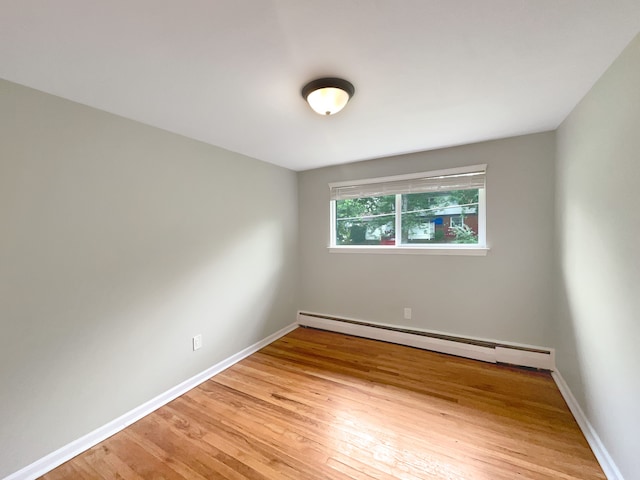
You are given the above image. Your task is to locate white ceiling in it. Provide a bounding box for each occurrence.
[1,1,639,171]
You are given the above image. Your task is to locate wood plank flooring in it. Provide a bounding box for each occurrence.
[40,327,605,479]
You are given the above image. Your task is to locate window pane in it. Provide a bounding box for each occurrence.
[335,195,395,245]
[401,189,479,244]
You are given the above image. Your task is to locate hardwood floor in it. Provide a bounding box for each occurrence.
[41,327,605,479]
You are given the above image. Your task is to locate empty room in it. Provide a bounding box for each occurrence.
[1,1,639,479]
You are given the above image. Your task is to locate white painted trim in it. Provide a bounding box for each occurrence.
[478,187,487,244]
[298,310,552,354]
[297,312,554,370]
[328,163,488,188]
[495,346,554,371]
[4,322,298,480]
[329,199,336,247]
[551,371,624,480]
[299,313,496,363]
[329,246,490,256]
[394,193,402,245]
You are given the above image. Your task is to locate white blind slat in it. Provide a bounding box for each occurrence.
[330,171,485,201]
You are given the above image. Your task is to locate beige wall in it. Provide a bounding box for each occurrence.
[0,79,298,477]
[298,132,556,346]
[555,33,640,479]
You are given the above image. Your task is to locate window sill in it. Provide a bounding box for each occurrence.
[328,246,489,256]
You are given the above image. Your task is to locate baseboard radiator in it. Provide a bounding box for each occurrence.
[297,312,555,371]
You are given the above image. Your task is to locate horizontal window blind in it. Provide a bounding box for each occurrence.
[330,169,485,201]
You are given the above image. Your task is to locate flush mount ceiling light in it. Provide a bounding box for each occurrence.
[301,77,355,116]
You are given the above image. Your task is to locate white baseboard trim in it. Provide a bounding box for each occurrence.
[551,371,624,480]
[4,322,298,480]
[300,312,495,363]
[297,311,555,370]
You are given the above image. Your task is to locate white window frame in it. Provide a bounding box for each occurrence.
[328,164,488,256]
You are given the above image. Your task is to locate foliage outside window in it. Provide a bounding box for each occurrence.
[330,165,486,251]
[335,195,396,245]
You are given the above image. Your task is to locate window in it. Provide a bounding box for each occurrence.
[329,165,487,255]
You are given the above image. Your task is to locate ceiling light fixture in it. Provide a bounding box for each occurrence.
[301,77,355,116]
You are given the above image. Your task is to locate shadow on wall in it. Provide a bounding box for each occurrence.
[554,192,640,478]
[0,124,296,476]
[553,268,588,404]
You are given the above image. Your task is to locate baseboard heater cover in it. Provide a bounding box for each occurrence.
[297,312,554,371]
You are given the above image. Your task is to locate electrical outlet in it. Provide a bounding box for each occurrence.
[404,307,412,320]
[193,334,202,351]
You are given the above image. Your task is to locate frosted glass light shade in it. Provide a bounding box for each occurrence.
[302,78,355,116]
[306,87,350,115]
